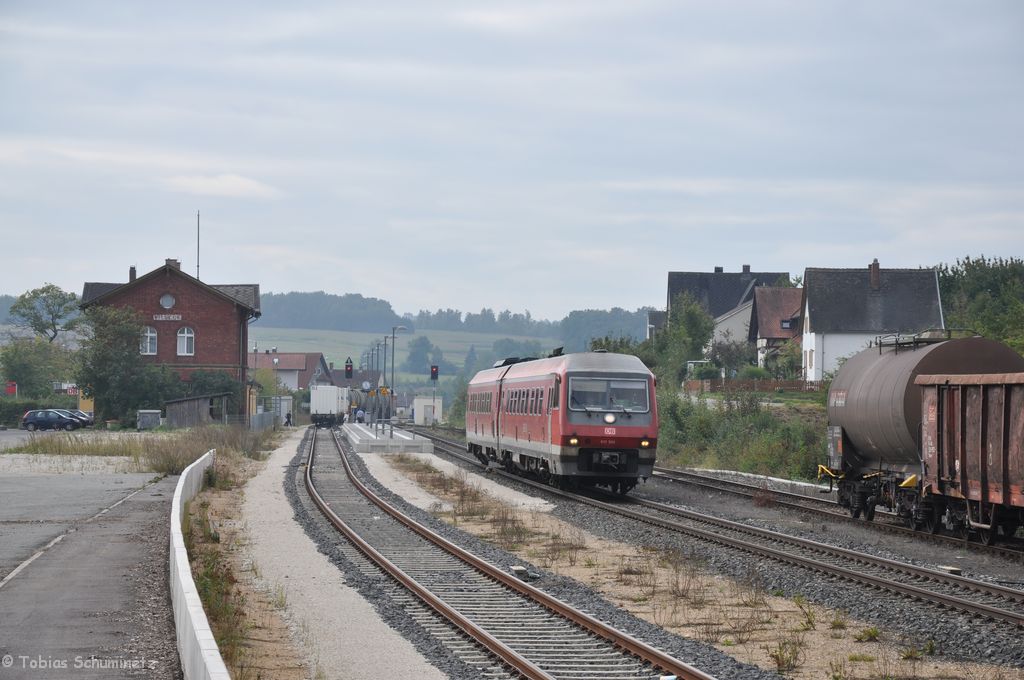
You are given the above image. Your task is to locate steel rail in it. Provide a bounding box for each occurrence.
[416,428,1024,628]
[651,467,1024,559]
[303,431,554,680]
[308,427,718,680]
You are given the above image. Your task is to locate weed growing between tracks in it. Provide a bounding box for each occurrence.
[383,453,1024,680]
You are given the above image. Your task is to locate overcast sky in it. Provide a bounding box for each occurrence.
[2,2,1022,321]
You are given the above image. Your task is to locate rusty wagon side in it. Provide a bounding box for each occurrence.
[916,372,1024,543]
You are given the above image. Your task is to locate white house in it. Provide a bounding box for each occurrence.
[712,300,752,346]
[800,260,944,381]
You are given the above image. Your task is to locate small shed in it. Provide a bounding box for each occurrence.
[166,392,232,429]
[412,396,443,425]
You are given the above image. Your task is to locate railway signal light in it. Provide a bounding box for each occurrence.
[344,358,353,379]
[430,365,439,381]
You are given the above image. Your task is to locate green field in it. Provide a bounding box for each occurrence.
[249,326,560,382]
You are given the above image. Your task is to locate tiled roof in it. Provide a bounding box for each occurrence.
[803,267,943,334]
[248,352,308,371]
[749,287,803,341]
[667,269,789,319]
[80,262,259,315]
[212,284,261,313]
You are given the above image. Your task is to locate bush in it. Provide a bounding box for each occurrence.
[694,365,720,380]
[656,391,826,480]
[738,365,771,380]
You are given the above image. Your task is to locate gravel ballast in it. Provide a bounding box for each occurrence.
[287,429,777,680]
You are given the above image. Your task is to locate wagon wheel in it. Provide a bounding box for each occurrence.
[864,504,876,522]
[849,505,862,519]
[922,507,940,534]
[1000,521,1020,540]
[976,526,998,546]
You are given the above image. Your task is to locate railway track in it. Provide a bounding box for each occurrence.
[412,425,1024,560]
[412,428,1024,629]
[651,467,1024,560]
[304,427,718,680]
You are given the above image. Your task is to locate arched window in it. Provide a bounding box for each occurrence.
[140,326,157,355]
[177,327,195,356]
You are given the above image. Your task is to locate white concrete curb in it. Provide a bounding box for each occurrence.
[170,449,230,680]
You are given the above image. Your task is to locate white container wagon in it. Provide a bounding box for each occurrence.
[310,385,349,427]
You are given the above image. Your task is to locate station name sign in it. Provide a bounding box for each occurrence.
[153,314,183,321]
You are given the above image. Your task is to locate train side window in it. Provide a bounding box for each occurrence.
[551,385,560,409]
[538,390,544,414]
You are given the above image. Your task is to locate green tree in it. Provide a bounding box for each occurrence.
[188,370,245,414]
[9,284,81,342]
[0,337,72,398]
[938,256,1024,353]
[650,293,715,386]
[708,332,756,376]
[75,306,148,421]
[402,335,434,372]
[765,338,802,379]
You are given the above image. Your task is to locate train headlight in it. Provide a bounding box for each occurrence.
[568,436,579,446]
[640,439,650,448]
[603,413,616,424]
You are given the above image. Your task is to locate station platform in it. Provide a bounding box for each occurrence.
[341,423,434,454]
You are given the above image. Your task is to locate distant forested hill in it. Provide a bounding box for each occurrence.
[259,291,405,332]
[258,291,652,350]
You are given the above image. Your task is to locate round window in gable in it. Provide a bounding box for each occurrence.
[159,293,176,309]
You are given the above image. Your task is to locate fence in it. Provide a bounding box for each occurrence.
[684,379,822,393]
[170,450,230,680]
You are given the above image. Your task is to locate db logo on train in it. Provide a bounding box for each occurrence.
[604,427,616,435]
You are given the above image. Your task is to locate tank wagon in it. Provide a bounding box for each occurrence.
[310,384,349,427]
[822,335,1024,542]
[466,351,658,494]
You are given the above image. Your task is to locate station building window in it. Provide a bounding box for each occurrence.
[140,326,157,355]
[177,327,195,356]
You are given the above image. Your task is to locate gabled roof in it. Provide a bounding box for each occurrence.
[249,352,307,371]
[667,268,788,319]
[248,352,335,387]
[749,287,802,341]
[81,261,260,316]
[802,266,943,334]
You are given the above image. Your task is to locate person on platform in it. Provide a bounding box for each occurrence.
[284,412,293,427]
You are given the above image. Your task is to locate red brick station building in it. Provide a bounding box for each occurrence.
[81,259,261,413]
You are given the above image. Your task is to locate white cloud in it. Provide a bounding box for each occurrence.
[162,174,283,199]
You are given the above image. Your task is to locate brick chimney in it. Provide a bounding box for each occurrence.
[869,258,880,290]
[129,265,136,282]
[742,264,751,274]
[714,266,724,273]
[165,258,181,270]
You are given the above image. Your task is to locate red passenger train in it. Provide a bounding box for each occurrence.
[465,351,658,494]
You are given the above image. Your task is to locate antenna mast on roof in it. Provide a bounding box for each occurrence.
[196,210,200,280]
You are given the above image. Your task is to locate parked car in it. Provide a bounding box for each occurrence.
[21,409,81,431]
[54,409,91,427]
[69,409,95,426]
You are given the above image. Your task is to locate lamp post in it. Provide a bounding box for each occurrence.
[375,342,383,429]
[390,325,407,436]
[381,336,389,432]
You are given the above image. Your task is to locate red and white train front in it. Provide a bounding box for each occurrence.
[465,351,658,494]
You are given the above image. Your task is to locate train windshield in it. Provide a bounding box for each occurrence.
[568,378,649,413]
